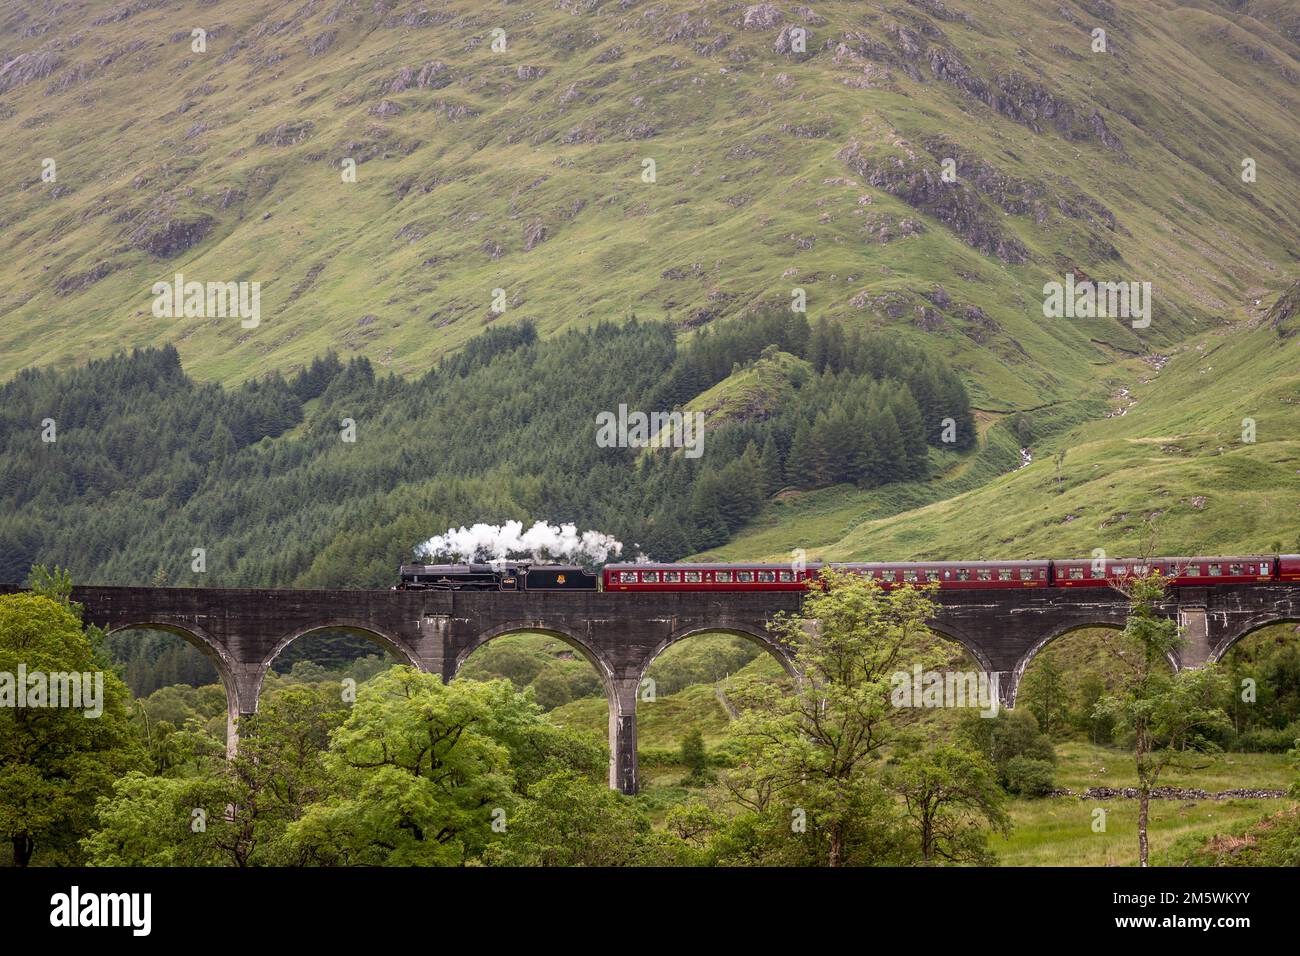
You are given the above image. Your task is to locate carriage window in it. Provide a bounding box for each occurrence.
[642,572,660,583]
[716,571,733,583]
[685,571,702,582]
[1182,565,1200,577]
[998,569,1012,581]
[926,571,941,582]
[737,571,754,583]
[977,569,992,581]
[758,571,776,582]
[1228,563,1242,574]
[663,572,680,583]
[1207,564,1221,576]
[778,571,793,582]
[620,572,637,583]
[1134,565,1149,575]
[956,569,970,581]
[1069,567,1084,580]
[903,570,918,583]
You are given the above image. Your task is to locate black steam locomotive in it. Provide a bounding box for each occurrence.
[396,562,599,592]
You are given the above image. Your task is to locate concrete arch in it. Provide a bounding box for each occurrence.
[454,622,623,790]
[1210,617,1300,664]
[106,620,243,750]
[261,620,423,674]
[923,621,996,675]
[638,624,798,687]
[452,622,617,691]
[1009,620,1176,706]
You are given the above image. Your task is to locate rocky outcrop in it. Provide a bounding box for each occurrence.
[840,142,1029,263]
[384,62,451,94]
[255,121,314,147]
[741,4,783,30]
[921,137,1118,237]
[307,30,337,57]
[1266,281,1300,338]
[0,50,62,93]
[920,42,1124,151]
[522,220,549,251]
[54,260,115,295]
[127,213,215,258]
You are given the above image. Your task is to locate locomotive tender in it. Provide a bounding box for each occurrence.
[397,555,1300,592]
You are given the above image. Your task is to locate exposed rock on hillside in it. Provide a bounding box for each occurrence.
[126,210,215,258]
[741,5,783,30]
[0,50,62,93]
[384,62,451,94]
[1267,281,1300,338]
[840,142,1029,263]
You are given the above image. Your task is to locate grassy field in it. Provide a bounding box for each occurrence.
[1000,741,1296,866]
[997,796,1289,867]
[1051,741,1295,793]
[631,739,1299,866]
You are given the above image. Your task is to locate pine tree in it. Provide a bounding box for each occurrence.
[760,433,784,495]
[787,421,818,489]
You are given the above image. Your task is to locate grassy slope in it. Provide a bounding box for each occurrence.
[3,0,1297,566]
[0,0,1293,400]
[703,317,1300,560]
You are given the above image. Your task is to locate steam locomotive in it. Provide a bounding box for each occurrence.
[397,555,1300,592]
[397,562,599,591]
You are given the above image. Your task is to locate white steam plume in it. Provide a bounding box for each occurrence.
[417,520,626,565]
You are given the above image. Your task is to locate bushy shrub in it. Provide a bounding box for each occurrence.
[958,708,1057,794]
[1003,756,1055,797]
[1236,723,1300,753]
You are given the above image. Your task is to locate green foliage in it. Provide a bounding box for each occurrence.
[25,564,75,607]
[458,634,604,712]
[884,743,1009,863]
[282,671,518,865]
[958,708,1057,796]
[679,728,712,786]
[1,315,977,590]
[1162,807,1300,868]
[707,569,1005,865]
[86,681,348,866]
[1096,573,1231,866]
[1002,756,1057,798]
[1216,628,1300,750]
[484,771,666,866]
[1018,652,1070,739]
[0,592,144,865]
[645,634,763,697]
[88,667,609,866]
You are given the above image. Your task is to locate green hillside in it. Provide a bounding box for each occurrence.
[3,0,1295,400]
[703,311,1300,561]
[3,0,1298,565]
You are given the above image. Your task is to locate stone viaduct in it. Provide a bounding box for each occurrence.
[4,582,1299,793]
